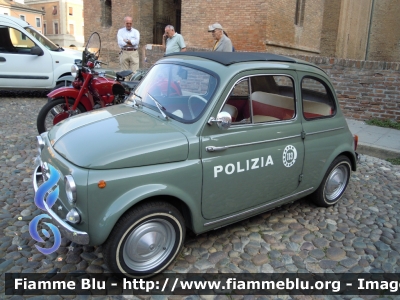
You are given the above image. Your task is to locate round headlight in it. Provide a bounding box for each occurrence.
[64,175,77,204]
[71,64,79,77]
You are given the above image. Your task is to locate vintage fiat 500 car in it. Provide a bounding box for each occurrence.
[33,52,358,277]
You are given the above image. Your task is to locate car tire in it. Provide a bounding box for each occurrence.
[37,98,86,134]
[311,155,351,207]
[103,201,185,278]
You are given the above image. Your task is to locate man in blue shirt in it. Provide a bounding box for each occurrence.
[117,16,140,72]
[163,25,186,54]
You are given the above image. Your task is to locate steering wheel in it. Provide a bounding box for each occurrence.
[188,95,208,119]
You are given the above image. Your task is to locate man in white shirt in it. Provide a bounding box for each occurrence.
[117,16,140,72]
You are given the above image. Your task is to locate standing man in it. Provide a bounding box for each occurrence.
[208,23,232,52]
[117,16,140,72]
[163,25,186,54]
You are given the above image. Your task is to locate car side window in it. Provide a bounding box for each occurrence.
[1,27,35,53]
[223,75,296,125]
[301,77,336,120]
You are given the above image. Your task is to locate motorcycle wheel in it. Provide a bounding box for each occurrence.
[37,98,86,134]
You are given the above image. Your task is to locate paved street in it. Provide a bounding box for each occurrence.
[0,96,400,299]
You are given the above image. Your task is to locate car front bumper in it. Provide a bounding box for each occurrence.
[33,163,90,245]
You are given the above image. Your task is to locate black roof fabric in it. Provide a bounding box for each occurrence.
[164,52,297,66]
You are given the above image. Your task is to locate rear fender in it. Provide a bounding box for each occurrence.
[47,88,93,111]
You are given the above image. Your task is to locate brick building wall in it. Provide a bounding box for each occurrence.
[144,45,400,122]
[264,0,324,55]
[181,0,324,54]
[367,0,400,62]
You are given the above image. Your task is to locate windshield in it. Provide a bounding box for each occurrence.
[25,26,59,51]
[133,64,217,122]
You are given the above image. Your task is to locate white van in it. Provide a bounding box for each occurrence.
[0,15,81,90]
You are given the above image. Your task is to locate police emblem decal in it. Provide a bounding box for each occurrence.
[283,145,297,168]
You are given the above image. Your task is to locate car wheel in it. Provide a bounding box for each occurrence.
[37,98,86,134]
[103,201,185,278]
[311,155,351,207]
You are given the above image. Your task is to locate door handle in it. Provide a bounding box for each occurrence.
[0,57,5,62]
[206,146,227,152]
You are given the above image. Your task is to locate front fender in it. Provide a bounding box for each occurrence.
[87,160,202,246]
[47,87,93,111]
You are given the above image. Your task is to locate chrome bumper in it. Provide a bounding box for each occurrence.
[33,164,89,245]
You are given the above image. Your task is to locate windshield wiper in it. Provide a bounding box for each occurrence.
[148,93,168,120]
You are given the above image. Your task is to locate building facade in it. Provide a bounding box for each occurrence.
[83,0,400,67]
[0,0,44,32]
[25,0,84,47]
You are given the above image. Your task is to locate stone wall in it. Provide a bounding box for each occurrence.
[144,45,400,122]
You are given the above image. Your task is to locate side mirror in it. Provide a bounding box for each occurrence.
[30,46,44,56]
[208,111,232,129]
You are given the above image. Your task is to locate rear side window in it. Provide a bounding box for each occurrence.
[301,77,336,120]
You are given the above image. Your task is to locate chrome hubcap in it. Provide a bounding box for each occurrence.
[324,164,349,201]
[123,219,175,272]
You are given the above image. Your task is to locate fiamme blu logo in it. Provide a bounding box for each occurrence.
[29,164,62,255]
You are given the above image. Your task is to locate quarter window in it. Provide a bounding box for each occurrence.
[223,75,296,124]
[301,77,335,120]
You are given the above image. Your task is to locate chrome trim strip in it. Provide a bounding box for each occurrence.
[206,134,301,152]
[306,127,344,136]
[204,187,313,227]
[33,165,89,245]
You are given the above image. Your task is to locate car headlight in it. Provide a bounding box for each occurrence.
[64,175,77,204]
[71,64,79,78]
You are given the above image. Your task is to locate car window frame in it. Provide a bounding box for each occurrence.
[300,75,337,121]
[218,73,298,128]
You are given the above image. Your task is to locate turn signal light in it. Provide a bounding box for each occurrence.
[354,135,358,151]
[98,180,106,189]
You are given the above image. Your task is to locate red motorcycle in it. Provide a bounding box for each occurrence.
[37,32,137,134]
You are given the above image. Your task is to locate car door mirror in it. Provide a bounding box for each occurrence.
[30,46,44,56]
[208,111,232,129]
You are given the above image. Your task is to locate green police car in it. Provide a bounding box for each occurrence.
[33,52,358,277]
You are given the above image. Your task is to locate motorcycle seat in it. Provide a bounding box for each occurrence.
[116,70,133,80]
[121,81,140,91]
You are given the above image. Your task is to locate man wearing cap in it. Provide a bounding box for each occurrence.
[163,25,187,54]
[117,16,140,72]
[208,23,233,52]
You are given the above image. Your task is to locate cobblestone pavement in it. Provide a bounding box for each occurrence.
[1,97,400,300]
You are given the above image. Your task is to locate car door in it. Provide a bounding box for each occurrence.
[297,72,344,188]
[0,25,53,88]
[201,71,305,220]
